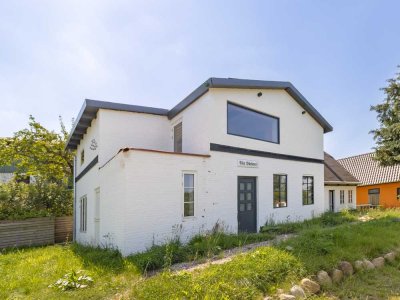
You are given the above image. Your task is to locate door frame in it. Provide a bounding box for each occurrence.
[237,176,257,233]
[329,190,335,212]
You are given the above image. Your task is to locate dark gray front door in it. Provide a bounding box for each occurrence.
[238,177,257,233]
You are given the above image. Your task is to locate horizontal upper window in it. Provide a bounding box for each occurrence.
[227,103,279,143]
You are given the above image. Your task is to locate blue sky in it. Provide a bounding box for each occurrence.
[0,0,399,158]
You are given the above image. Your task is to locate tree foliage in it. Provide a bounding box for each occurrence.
[370,67,400,166]
[0,116,74,183]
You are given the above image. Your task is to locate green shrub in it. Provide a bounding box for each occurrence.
[133,247,304,299]
[0,180,72,220]
[48,270,93,291]
[260,211,358,235]
[128,232,274,273]
[127,240,186,273]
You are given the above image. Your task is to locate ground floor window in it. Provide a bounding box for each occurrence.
[340,190,345,204]
[368,188,380,205]
[183,173,195,217]
[397,188,400,201]
[80,195,87,232]
[273,174,287,208]
[302,176,314,205]
[348,190,353,203]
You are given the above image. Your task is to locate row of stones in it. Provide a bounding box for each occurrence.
[268,251,397,300]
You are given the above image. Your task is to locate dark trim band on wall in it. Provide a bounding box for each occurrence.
[210,143,324,164]
[75,156,99,182]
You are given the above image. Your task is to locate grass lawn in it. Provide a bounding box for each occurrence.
[2,209,400,299]
[0,243,141,299]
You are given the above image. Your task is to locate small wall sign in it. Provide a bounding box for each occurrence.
[237,159,258,168]
[90,139,98,150]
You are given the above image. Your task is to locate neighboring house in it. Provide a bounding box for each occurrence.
[66,77,333,255]
[338,153,400,208]
[324,152,359,212]
[0,165,16,183]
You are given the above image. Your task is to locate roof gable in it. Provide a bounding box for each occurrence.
[66,78,333,150]
[324,152,360,184]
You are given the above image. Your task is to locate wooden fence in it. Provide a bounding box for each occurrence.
[0,216,73,249]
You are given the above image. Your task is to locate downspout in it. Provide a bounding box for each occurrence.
[73,155,77,241]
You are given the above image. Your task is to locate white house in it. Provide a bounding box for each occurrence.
[324,152,359,212]
[0,165,15,183]
[66,77,333,255]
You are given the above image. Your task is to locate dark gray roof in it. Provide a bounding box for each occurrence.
[66,78,333,150]
[168,78,333,134]
[66,99,168,149]
[0,165,16,173]
[338,152,400,186]
[324,152,360,185]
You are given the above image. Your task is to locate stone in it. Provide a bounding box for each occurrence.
[331,269,343,283]
[279,294,296,300]
[263,297,273,300]
[362,259,375,270]
[290,285,306,299]
[338,261,354,276]
[286,246,294,251]
[372,257,385,268]
[354,260,364,271]
[276,289,285,295]
[317,270,332,286]
[300,278,320,294]
[384,252,396,262]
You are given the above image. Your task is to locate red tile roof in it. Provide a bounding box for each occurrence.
[338,152,400,186]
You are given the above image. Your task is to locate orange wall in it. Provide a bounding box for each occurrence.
[357,182,400,207]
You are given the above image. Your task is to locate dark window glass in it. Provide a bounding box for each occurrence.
[368,188,380,205]
[302,176,314,205]
[397,188,400,200]
[174,123,182,152]
[227,103,279,143]
[273,174,287,208]
[81,149,85,165]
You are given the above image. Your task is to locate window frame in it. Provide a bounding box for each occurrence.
[348,190,353,203]
[79,195,87,233]
[183,172,196,218]
[340,190,345,204]
[273,174,287,208]
[174,122,183,153]
[80,149,85,166]
[302,176,314,205]
[227,102,280,144]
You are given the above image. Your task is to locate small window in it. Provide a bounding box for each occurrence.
[273,174,287,208]
[302,176,314,205]
[397,188,400,201]
[174,122,182,153]
[80,195,87,232]
[348,190,353,203]
[183,173,194,217]
[368,188,380,206]
[340,190,345,204]
[80,149,85,165]
[227,103,279,143]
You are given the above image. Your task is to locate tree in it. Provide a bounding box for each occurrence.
[0,116,74,183]
[370,67,400,166]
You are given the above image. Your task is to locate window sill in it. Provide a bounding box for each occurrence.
[182,216,196,222]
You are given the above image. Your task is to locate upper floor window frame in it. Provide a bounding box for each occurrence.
[80,149,85,166]
[227,102,280,144]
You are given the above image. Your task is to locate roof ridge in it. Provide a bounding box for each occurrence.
[338,152,375,161]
